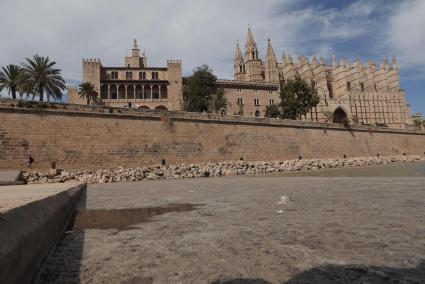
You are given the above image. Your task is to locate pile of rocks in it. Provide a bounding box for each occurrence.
[24,155,424,184]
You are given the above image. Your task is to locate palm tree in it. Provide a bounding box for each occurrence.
[78,82,99,105]
[21,55,65,102]
[413,119,423,129]
[0,64,24,100]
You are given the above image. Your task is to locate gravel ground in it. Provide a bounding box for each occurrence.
[36,172,425,283]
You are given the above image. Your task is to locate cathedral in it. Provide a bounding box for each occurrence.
[217,27,411,128]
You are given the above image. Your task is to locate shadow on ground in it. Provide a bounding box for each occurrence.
[34,187,87,283]
[211,260,425,284]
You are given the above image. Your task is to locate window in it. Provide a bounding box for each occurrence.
[347,82,351,90]
[254,98,260,106]
[237,89,242,94]
[268,90,273,95]
[311,80,316,89]
[152,72,159,80]
[269,99,275,105]
[126,71,133,79]
[111,71,118,79]
[360,82,365,92]
[254,89,258,94]
[139,72,146,80]
[237,98,243,105]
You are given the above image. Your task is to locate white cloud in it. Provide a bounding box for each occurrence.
[388,0,425,72]
[0,0,412,83]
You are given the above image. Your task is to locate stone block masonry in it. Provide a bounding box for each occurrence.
[0,105,425,171]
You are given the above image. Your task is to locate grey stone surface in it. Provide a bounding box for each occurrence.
[38,176,425,283]
[0,171,25,186]
[0,183,85,284]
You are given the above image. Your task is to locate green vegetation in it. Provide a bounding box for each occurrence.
[280,77,320,120]
[183,65,226,113]
[321,111,334,122]
[210,89,227,114]
[265,77,320,120]
[0,65,25,100]
[21,55,65,102]
[265,104,280,118]
[0,55,65,102]
[413,119,424,129]
[78,82,100,105]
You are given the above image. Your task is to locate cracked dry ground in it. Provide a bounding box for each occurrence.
[37,176,425,284]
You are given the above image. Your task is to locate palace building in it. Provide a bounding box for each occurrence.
[217,27,411,128]
[68,40,182,111]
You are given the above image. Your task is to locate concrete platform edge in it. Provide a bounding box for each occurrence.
[0,183,86,284]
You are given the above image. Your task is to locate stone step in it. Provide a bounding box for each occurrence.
[0,171,26,186]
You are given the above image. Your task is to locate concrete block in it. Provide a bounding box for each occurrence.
[0,183,86,284]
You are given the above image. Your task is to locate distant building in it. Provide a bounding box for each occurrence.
[68,40,183,111]
[217,26,411,128]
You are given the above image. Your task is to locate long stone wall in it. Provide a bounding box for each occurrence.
[0,105,424,171]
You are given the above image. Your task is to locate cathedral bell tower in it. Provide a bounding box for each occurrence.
[245,26,263,82]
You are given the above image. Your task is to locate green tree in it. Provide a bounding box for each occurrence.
[210,89,227,113]
[183,65,220,112]
[265,104,280,118]
[322,111,334,122]
[21,55,65,102]
[0,64,24,100]
[280,77,320,120]
[78,82,99,105]
[413,119,423,129]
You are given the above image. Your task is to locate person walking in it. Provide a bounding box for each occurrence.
[27,154,34,170]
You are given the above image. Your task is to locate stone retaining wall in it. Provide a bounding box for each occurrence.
[1,105,425,171]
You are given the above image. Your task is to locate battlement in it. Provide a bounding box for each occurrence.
[167,59,182,64]
[82,58,101,64]
[66,85,78,91]
[282,53,398,71]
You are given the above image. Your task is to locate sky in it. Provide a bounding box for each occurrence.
[0,0,424,115]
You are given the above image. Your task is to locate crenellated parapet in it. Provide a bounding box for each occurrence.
[66,85,78,91]
[82,58,102,64]
[167,59,182,64]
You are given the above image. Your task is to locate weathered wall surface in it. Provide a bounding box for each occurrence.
[0,107,424,171]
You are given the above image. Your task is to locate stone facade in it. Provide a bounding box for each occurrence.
[1,105,424,171]
[67,40,183,111]
[218,27,411,128]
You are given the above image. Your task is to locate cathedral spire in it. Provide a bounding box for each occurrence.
[266,38,277,63]
[392,56,398,69]
[265,38,279,83]
[245,25,259,61]
[244,26,263,82]
[234,41,246,81]
[235,40,244,63]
